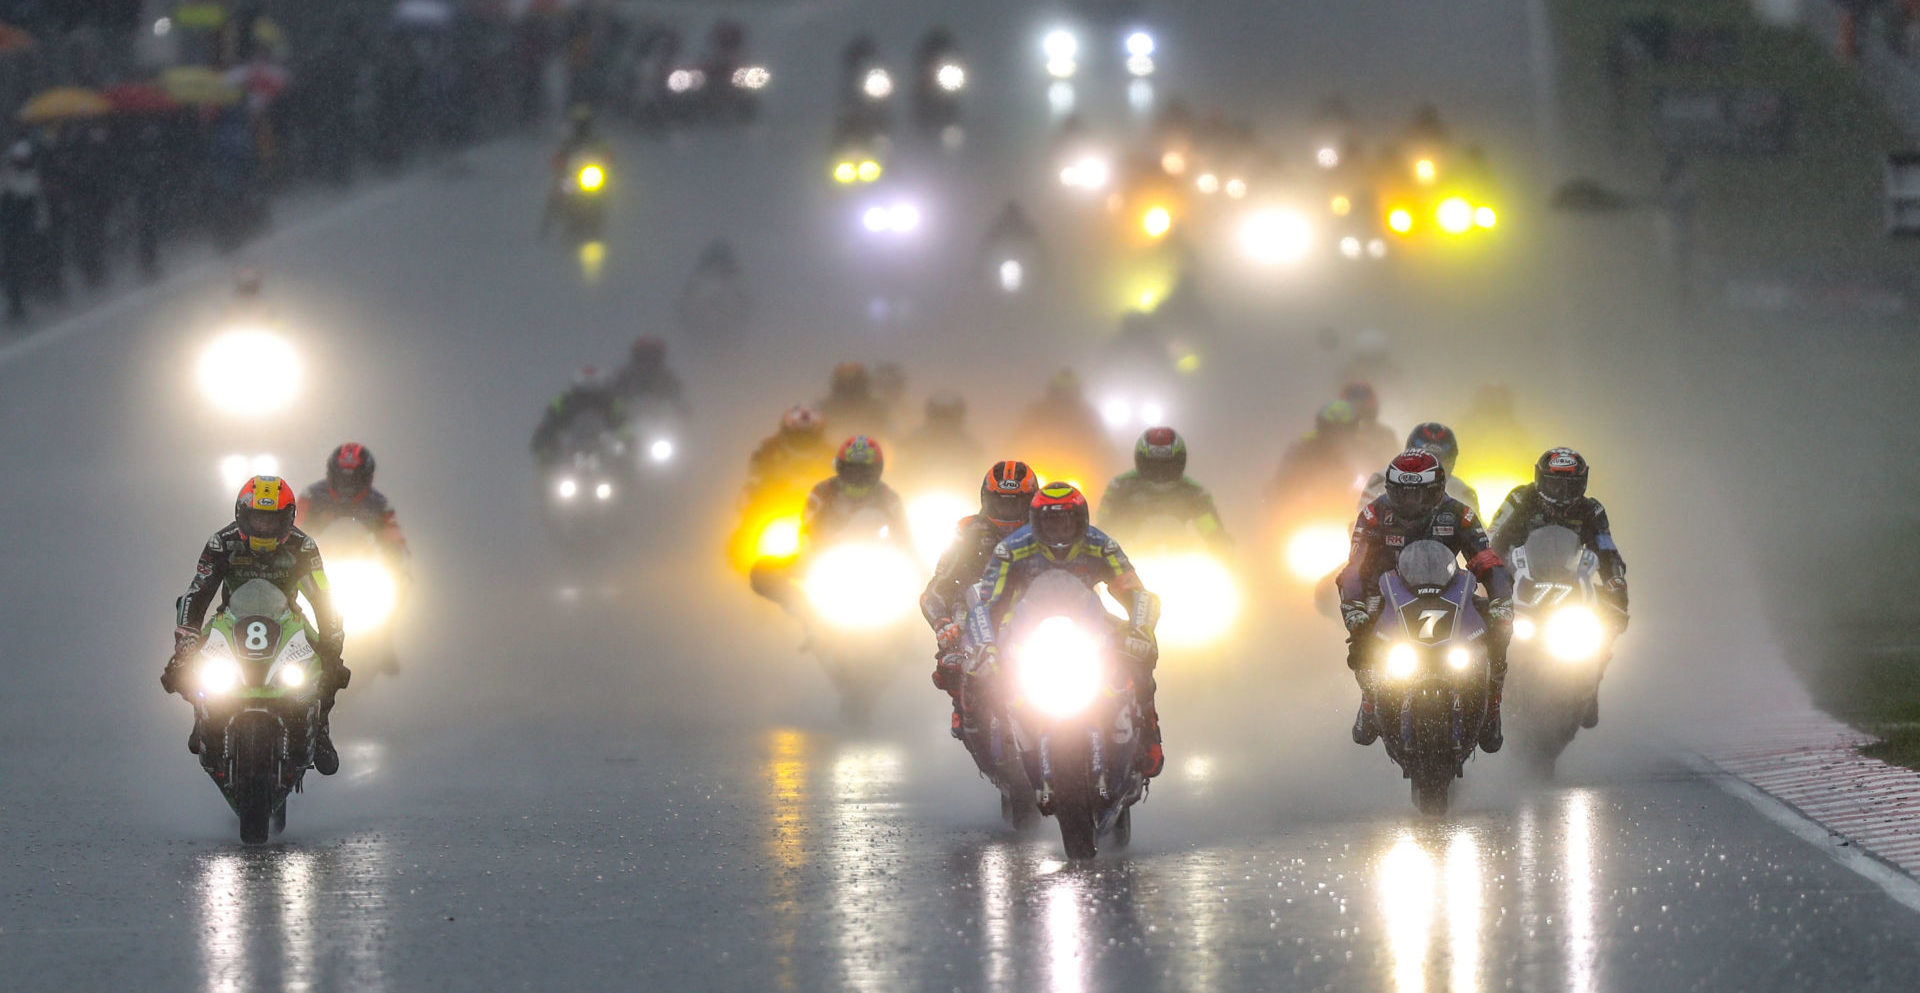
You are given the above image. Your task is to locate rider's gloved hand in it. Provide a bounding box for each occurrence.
[933,618,963,654]
[1121,632,1157,667]
[932,652,965,693]
[1341,599,1372,633]
[1486,597,1514,625]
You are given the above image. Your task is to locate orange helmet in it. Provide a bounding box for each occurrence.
[235,476,297,553]
[981,460,1037,530]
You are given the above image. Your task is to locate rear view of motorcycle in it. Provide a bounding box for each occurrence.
[1505,525,1620,778]
[1365,541,1495,815]
[185,580,327,844]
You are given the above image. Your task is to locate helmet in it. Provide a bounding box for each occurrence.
[234,476,297,553]
[981,460,1038,530]
[1046,368,1082,400]
[1404,422,1460,473]
[1134,426,1187,484]
[1314,400,1358,435]
[234,267,262,299]
[829,361,870,397]
[571,365,601,389]
[629,336,666,368]
[925,392,966,426]
[780,404,823,436]
[326,442,376,498]
[1383,450,1446,520]
[1030,481,1091,554]
[1340,382,1380,423]
[1535,447,1589,506]
[834,435,885,493]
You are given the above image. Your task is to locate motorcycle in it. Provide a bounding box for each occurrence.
[795,508,922,725]
[313,520,403,678]
[620,394,684,478]
[985,570,1149,858]
[1365,540,1495,815]
[554,152,610,245]
[541,417,634,545]
[1111,514,1239,655]
[1505,525,1618,778]
[185,579,327,844]
[911,31,966,148]
[1262,461,1369,614]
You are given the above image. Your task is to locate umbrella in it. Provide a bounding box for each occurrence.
[161,66,242,107]
[15,87,110,124]
[0,23,34,57]
[104,81,181,115]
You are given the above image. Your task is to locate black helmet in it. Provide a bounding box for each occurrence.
[1534,447,1589,506]
[1404,422,1460,474]
[1134,426,1187,484]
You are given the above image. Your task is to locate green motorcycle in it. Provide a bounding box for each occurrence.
[186,579,326,844]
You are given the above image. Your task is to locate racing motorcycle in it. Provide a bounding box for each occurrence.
[987,571,1149,859]
[1504,525,1618,778]
[1110,514,1239,658]
[1364,540,1495,815]
[911,30,966,148]
[553,153,610,245]
[313,520,403,677]
[184,580,326,844]
[796,508,921,725]
[541,418,634,546]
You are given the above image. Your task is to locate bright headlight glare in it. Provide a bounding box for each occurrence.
[997,258,1025,292]
[802,542,921,629]
[1316,146,1340,169]
[1384,642,1419,680]
[1437,196,1473,234]
[1284,523,1350,582]
[833,161,857,184]
[1387,207,1413,233]
[1414,158,1437,184]
[857,159,881,183]
[1241,207,1313,265]
[1125,31,1155,57]
[556,478,578,500]
[862,68,893,99]
[1513,615,1536,641]
[198,329,301,415]
[1142,206,1172,238]
[936,62,965,91]
[1017,616,1103,718]
[278,665,306,688]
[577,164,604,192]
[908,491,974,568]
[594,481,614,501]
[1545,606,1605,662]
[648,439,675,463]
[327,558,398,635]
[1131,552,1239,648]
[732,65,770,90]
[1474,205,1498,229]
[756,516,801,558]
[1043,29,1078,62]
[1100,398,1132,429]
[1447,646,1472,671]
[199,657,242,694]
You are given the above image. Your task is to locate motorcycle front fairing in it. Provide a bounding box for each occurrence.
[1373,567,1489,771]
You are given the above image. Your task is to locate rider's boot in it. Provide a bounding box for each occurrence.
[1479,692,1505,753]
[1352,691,1380,746]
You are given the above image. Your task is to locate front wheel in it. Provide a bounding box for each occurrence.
[1049,744,1098,860]
[232,718,281,845]
[1411,766,1452,817]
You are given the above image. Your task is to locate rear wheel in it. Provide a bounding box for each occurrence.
[232,718,280,845]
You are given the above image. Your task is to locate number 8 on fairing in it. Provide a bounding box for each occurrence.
[245,621,270,652]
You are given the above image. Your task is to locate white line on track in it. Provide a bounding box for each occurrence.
[1686,753,1920,916]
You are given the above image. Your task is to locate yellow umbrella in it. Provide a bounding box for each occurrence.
[161,66,242,107]
[15,86,109,124]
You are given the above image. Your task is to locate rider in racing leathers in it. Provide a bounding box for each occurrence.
[818,361,894,441]
[920,461,1039,737]
[744,405,835,498]
[298,442,410,565]
[965,482,1166,778]
[609,336,689,415]
[162,476,350,775]
[749,436,913,628]
[1338,450,1514,752]
[1488,447,1628,728]
[1342,381,1402,467]
[530,366,629,467]
[1098,427,1230,550]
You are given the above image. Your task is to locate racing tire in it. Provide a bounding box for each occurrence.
[1412,767,1452,817]
[1051,748,1099,860]
[232,717,280,845]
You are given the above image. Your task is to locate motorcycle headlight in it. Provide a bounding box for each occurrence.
[1283,523,1350,583]
[326,557,399,635]
[1447,646,1473,671]
[862,67,893,100]
[1384,642,1419,681]
[278,665,307,689]
[595,481,615,501]
[731,65,770,90]
[1017,616,1104,718]
[1544,606,1605,663]
[198,329,301,415]
[648,439,675,463]
[935,62,966,92]
[1436,196,1473,235]
[1240,207,1313,266]
[756,516,801,559]
[1513,615,1536,641]
[801,542,921,630]
[907,491,974,569]
[1130,552,1240,649]
[1474,205,1497,229]
[557,478,579,501]
[199,656,242,695]
[997,258,1025,292]
[577,164,605,192]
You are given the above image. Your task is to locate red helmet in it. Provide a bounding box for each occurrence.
[981,460,1038,530]
[1383,449,1446,519]
[1134,426,1187,483]
[1535,447,1589,506]
[780,404,822,436]
[1030,481,1090,553]
[834,435,885,492]
[235,475,297,552]
[326,442,375,497]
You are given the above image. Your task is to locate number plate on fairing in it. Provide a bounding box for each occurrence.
[1397,596,1458,645]
[235,616,282,661]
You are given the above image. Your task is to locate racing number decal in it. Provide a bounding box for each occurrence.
[244,621,271,652]
[1417,610,1447,640]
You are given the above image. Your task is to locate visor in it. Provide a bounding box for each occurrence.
[839,462,882,489]
[239,507,294,541]
[1388,483,1443,517]
[1538,475,1585,504]
[1035,510,1082,546]
[984,490,1030,524]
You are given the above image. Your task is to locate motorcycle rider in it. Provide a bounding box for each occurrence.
[1339,450,1514,752]
[744,404,835,497]
[1266,400,1373,502]
[531,366,630,467]
[749,435,914,624]
[818,360,893,440]
[1098,427,1230,550]
[1361,422,1482,515]
[677,239,751,337]
[1341,382,1401,466]
[543,106,610,234]
[1488,447,1628,728]
[609,336,689,414]
[1012,368,1118,482]
[298,443,411,565]
[897,392,983,482]
[921,460,1039,738]
[965,482,1166,778]
[162,476,350,775]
